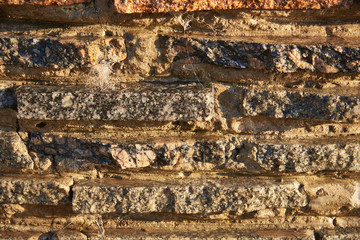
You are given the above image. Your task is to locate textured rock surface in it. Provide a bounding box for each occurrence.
[86,229,315,239]
[114,0,353,13]
[0,129,33,170]
[219,87,360,122]
[0,86,16,109]
[321,229,360,240]
[73,178,307,214]
[254,142,360,172]
[17,83,213,121]
[161,36,360,73]
[0,176,72,204]
[0,0,90,5]
[26,132,360,173]
[0,37,126,68]
[304,180,360,215]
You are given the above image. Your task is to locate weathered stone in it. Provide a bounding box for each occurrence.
[321,229,360,240]
[0,86,16,109]
[161,36,360,73]
[0,176,72,204]
[51,230,87,240]
[219,87,360,122]
[304,180,360,215]
[72,178,307,214]
[253,142,360,172]
[0,37,126,68]
[114,0,353,13]
[0,0,90,5]
[0,129,33,171]
[87,229,314,239]
[28,132,235,172]
[17,83,213,121]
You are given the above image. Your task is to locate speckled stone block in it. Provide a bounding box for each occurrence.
[0,86,16,109]
[253,142,360,173]
[114,0,353,13]
[0,37,126,68]
[239,88,360,122]
[219,87,360,122]
[161,36,360,73]
[72,178,307,214]
[17,83,214,121]
[0,176,72,204]
[0,0,90,6]
[0,129,33,171]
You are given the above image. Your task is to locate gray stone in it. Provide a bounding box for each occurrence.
[72,178,307,214]
[17,83,213,121]
[219,87,360,122]
[0,86,16,109]
[254,142,360,172]
[0,37,126,68]
[0,129,33,171]
[161,36,360,73]
[321,229,360,240]
[28,132,236,172]
[0,176,72,204]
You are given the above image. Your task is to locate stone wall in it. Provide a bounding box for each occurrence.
[0,0,360,239]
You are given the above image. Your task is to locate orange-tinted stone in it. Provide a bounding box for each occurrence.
[114,0,353,13]
[0,0,90,6]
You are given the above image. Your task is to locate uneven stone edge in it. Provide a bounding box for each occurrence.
[23,132,360,173]
[161,35,360,73]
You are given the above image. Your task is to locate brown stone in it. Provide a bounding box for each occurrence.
[114,0,353,13]
[0,0,90,6]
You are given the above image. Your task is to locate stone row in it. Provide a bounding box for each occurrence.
[0,176,72,204]
[161,36,360,73]
[0,37,126,68]
[0,0,353,11]
[17,85,360,123]
[22,132,360,173]
[219,87,360,122]
[72,178,308,214]
[16,84,213,121]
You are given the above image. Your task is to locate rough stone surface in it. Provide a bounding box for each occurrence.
[0,86,16,109]
[219,87,360,122]
[72,178,307,214]
[51,230,87,240]
[321,229,360,240]
[0,176,72,204]
[27,132,360,173]
[17,83,213,121]
[0,37,126,68]
[0,0,90,5]
[114,0,353,13]
[0,129,33,171]
[28,132,237,172]
[304,180,360,215]
[161,36,360,73]
[254,142,360,172]
[87,229,315,239]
